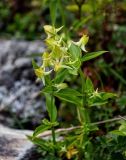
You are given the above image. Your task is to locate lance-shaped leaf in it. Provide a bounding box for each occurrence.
[54,69,68,83]
[54,88,82,106]
[28,136,50,151]
[81,51,107,62]
[84,77,94,94]
[69,42,81,59]
[110,122,126,136]
[45,94,57,122]
[33,124,51,137]
[42,86,53,94]
[56,88,82,96]
[49,0,58,25]
[99,92,117,100]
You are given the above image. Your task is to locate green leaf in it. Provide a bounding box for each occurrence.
[109,68,126,85]
[44,75,52,85]
[67,60,81,75]
[28,136,49,151]
[88,92,117,107]
[45,94,57,122]
[119,122,126,133]
[54,88,82,105]
[54,93,81,105]
[69,42,81,60]
[110,130,126,136]
[54,69,68,83]
[117,94,126,106]
[58,0,66,27]
[49,0,58,25]
[89,101,108,107]
[99,92,117,100]
[56,88,82,96]
[79,68,86,93]
[42,86,53,94]
[33,124,50,137]
[27,53,43,58]
[81,51,107,62]
[73,16,91,31]
[42,118,59,127]
[110,122,126,136]
[85,77,94,93]
[32,59,39,69]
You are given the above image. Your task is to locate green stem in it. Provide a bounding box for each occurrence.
[74,0,85,20]
[79,68,91,159]
[50,93,56,148]
[79,68,89,123]
[52,126,56,145]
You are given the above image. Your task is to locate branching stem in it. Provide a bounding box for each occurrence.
[38,115,126,138]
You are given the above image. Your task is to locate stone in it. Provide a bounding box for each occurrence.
[0,40,46,127]
[0,124,33,160]
[14,58,31,68]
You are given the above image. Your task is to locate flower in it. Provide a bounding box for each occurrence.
[66,147,78,159]
[54,83,68,92]
[42,52,51,67]
[34,67,44,78]
[89,88,101,99]
[54,61,71,72]
[74,35,89,52]
[44,25,63,38]
[34,67,52,85]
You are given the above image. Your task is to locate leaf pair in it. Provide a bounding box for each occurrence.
[83,76,117,107]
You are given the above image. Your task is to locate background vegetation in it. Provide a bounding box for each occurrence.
[0,0,126,159]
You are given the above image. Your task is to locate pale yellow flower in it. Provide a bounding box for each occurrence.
[66,147,78,159]
[44,25,63,38]
[75,35,89,52]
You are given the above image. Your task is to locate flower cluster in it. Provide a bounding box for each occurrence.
[33,25,89,84]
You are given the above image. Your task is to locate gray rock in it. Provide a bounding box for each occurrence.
[0,40,46,127]
[14,58,31,68]
[0,124,33,160]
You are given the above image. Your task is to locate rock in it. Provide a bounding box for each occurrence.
[14,58,31,68]
[0,40,46,128]
[0,124,33,160]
